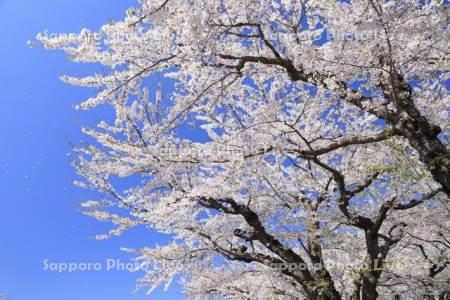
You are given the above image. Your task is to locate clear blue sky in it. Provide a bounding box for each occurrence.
[0,1,182,299]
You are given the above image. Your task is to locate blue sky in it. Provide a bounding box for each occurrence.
[0,1,182,299]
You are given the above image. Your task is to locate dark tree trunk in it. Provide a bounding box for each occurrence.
[361,230,381,300]
[361,274,379,300]
[396,115,450,197]
[391,75,450,197]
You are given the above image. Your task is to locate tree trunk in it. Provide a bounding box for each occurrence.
[361,231,381,300]
[361,274,379,300]
[391,75,450,197]
[396,115,450,197]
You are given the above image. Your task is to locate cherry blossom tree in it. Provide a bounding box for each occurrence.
[37,0,449,299]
